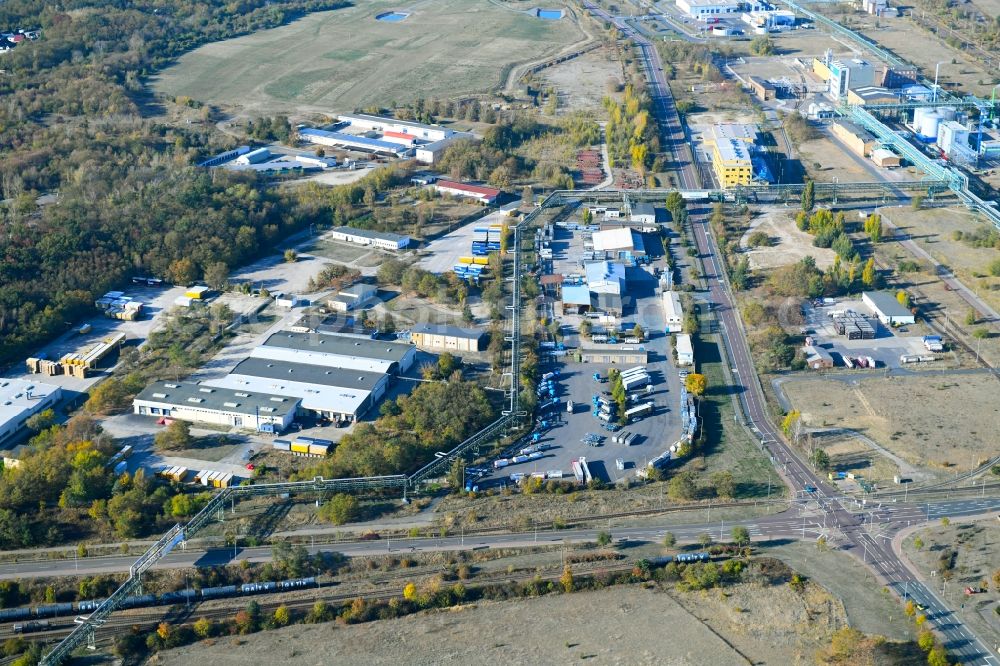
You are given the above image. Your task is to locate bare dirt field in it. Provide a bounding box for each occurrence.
[770,28,849,57]
[153,581,843,666]
[797,136,878,183]
[853,17,994,97]
[152,0,587,117]
[902,520,1000,647]
[781,371,1000,474]
[879,206,1000,312]
[542,47,622,113]
[739,209,837,270]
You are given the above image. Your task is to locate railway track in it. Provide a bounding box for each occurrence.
[3,557,638,649]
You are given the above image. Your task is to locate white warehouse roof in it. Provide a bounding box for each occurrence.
[592,227,638,252]
[204,358,386,417]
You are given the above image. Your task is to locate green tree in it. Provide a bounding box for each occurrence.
[896,290,910,308]
[203,261,230,291]
[731,526,750,547]
[273,605,291,627]
[596,530,612,547]
[155,420,192,451]
[972,327,990,339]
[668,472,697,501]
[283,249,298,263]
[447,457,466,492]
[662,532,677,549]
[317,494,360,525]
[862,257,877,288]
[749,35,775,55]
[913,536,924,550]
[698,532,713,548]
[812,449,831,472]
[712,471,736,499]
[864,214,883,243]
[25,409,57,432]
[801,180,815,212]
[965,309,977,326]
[927,644,949,666]
[437,352,459,378]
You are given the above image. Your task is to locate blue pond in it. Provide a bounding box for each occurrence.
[536,8,564,19]
[375,11,409,22]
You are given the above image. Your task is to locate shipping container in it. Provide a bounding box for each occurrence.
[290,442,311,454]
[307,443,330,456]
[272,439,292,451]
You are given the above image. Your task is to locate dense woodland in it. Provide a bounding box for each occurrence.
[0,0,350,365]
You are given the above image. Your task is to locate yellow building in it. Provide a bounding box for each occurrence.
[704,124,756,188]
[812,57,832,82]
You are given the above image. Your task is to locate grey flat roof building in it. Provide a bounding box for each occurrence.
[133,381,298,418]
[227,358,386,391]
[259,330,416,373]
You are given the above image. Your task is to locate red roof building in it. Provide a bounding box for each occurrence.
[433,180,501,204]
[381,130,418,146]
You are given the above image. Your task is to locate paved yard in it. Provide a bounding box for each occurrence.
[802,299,934,369]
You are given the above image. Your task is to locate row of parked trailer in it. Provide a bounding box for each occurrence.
[156,466,238,488]
[272,436,333,457]
[1,578,319,626]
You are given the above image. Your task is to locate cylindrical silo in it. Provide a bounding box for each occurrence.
[920,111,941,142]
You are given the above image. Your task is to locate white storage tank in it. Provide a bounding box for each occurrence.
[912,107,929,132]
[936,107,956,122]
[919,111,941,142]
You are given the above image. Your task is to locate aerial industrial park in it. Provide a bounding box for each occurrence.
[1,0,1000,664]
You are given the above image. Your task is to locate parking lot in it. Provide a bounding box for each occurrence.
[476,217,685,486]
[416,205,517,274]
[803,299,931,368]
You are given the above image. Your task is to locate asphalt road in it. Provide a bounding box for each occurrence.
[4,498,997,580]
[585,4,999,662]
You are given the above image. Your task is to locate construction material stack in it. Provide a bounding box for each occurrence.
[452,255,488,283]
[29,332,127,378]
[486,224,503,252]
[471,227,489,256]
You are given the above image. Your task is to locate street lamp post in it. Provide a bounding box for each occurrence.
[933,62,946,103]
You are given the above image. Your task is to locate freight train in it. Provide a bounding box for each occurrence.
[1,577,317,625]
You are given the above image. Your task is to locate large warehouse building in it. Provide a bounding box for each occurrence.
[863,291,915,326]
[337,113,455,143]
[132,381,299,432]
[204,359,388,423]
[328,226,411,250]
[253,331,416,375]
[0,379,62,447]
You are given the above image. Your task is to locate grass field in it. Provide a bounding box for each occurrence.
[691,334,784,497]
[156,581,841,665]
[781,371,1000,474]
[152,0,587,117]
[902,520,1000,647]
